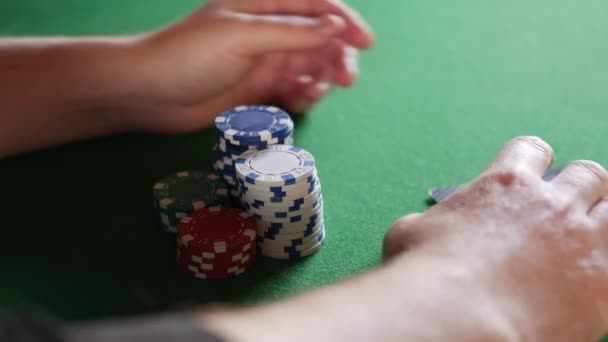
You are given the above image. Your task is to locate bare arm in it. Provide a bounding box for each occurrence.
[0,37,145,157]
[0,0,374,159]
[200,251,518,342]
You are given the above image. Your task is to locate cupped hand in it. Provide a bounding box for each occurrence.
[128,0,374,132]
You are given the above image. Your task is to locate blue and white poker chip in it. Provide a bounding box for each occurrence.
[258,220,324,240]
[244,186,322,210]
[245,196,323,221]
[241,185,322,209]
[251,207,323,225]
[212,111,295,194]
[235,145,316,187]
[216,135,293,156]
[260,228,325,248]
[238,173,318,199]
[215,105,294,146]
[259,232,326,260]
[257,217,323,234]
[258,226,325,251]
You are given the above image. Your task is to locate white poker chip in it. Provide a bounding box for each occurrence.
[235,145,316,187]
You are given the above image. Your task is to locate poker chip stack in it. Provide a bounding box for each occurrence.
[213,105,294,196]
[177,207,257,279]
[153,171,231,233]
[235,145,326,260]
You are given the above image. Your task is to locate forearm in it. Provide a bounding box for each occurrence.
[0,37,145,158]
[199,251,520,342]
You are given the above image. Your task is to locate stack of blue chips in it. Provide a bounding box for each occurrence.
[235,144,326,260]
[213,105,294,196]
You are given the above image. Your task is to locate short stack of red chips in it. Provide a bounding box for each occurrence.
[177,207,257,279]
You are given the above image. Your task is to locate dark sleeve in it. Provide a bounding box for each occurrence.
[0,313,225,342]
[64,313,226,342]
[0,313,62,342]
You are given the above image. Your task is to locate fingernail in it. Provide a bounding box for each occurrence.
[320,15,346,36]
[297,75,314,84]
[306,81,332,99]
[295,99,312,113]
[344,46,359,74]
[316,81,331,93]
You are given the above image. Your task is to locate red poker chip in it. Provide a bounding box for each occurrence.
[176,233,256,258]
[178,255,255,275]
[179,257,255,280]
[176,207,258,280]
[184,271,244,280]
[177,207,257,254]
[178,252,255,268]
[177,246,255,269]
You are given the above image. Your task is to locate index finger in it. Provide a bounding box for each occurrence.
[218,0,375,49]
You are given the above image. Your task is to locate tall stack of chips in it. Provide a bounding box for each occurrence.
[235,145,326,260]
[153,171,231,233]
[212,105,294,196]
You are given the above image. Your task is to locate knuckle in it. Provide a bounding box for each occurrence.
[394,213,421,228]
[383,214,422,258]
[386,214,417,240]
[541,193,574,221]
[510,167,535,182]
[570,160,608,184]
[594,197,608,222]
[479,167,536,187]
[577,216,595,231]
[511,136,554,160]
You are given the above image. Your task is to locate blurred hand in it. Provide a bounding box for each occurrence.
[384,136,608,341]
[129,0,374,132]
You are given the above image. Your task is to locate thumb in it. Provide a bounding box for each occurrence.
[226,13,346,55]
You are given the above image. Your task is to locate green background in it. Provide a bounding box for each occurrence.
[1,0,607,329]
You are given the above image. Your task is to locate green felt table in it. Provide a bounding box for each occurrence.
[1,0,608,329]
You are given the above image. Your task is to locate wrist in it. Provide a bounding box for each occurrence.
[69,35,153,133]
[0,35,158,157]
[380,252,522,341]
[21,35,155,134]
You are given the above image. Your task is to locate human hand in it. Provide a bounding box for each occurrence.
[127,0,374,132]
[383,136,608,341]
